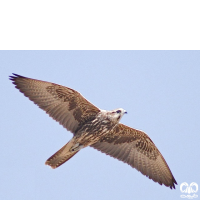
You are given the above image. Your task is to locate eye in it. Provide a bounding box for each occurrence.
[116,110,121,114]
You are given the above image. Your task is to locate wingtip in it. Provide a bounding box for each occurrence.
[9,73,26,78]
[9,73,23,81]
[169,177,178,190]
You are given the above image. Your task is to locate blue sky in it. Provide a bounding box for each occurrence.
[1,51,200,200]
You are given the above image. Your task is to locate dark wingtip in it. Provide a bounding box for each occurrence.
[170,177,178,189]
[9,73,25,81]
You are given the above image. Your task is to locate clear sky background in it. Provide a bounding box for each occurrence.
[1,51,200,200]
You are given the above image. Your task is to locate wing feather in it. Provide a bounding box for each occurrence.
[10,74,100,134]
[91,123,177,189]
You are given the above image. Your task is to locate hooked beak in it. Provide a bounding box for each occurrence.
[124,111,128,114]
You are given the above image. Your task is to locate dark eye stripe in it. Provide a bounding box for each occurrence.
[116,110,121,113]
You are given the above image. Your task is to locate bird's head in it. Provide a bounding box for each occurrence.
[108,108,127,122]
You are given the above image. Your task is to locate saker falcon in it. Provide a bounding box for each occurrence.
[10,74,177,189]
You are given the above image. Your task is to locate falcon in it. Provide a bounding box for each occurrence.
[10,73,177,189]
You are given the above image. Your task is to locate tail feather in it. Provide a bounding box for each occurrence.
[45,140,79,169]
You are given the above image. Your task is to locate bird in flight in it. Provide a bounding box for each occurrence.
[10,73,177,189]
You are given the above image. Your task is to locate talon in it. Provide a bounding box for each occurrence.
[70,143,84,152]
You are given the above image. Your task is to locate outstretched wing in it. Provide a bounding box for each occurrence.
[10,74,100,134]
[91,123,177,189]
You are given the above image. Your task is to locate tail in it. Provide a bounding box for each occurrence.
[45,139,79,169]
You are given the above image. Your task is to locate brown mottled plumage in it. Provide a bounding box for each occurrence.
[9,74,177,189]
